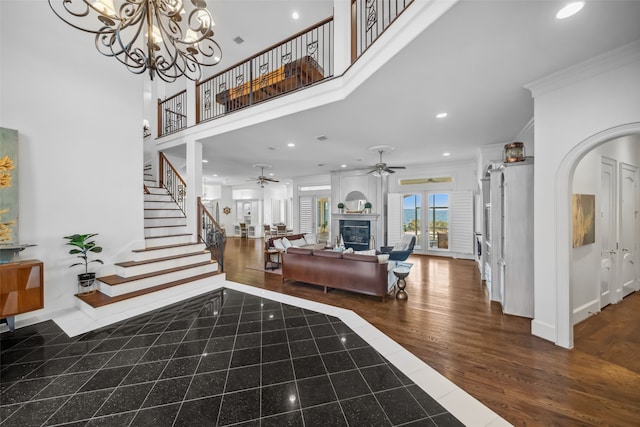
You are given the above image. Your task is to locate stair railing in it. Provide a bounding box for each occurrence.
[159,152,187,215]
[198,197,226,271]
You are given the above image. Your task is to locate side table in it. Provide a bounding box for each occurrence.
[392,266,411,300]
[264,249,281,270]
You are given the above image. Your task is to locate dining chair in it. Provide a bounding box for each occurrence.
[276,224,287,236]
[239,223,248,239]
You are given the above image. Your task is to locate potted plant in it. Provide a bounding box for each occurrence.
[364,202,372,214]
[337,202,345,213]
[64,233,103,293]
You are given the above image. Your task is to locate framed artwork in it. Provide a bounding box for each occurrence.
[572,194,595,248]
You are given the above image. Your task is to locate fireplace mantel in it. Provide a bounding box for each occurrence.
[332,213,380,221]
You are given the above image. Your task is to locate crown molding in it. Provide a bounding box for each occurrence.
[524,39,640,97]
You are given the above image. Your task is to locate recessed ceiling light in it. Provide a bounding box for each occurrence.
[202,159,209,163]
[443,152,451,157]
[341,164,347,168]
[292,11,299,20]
[287,143,295,147]
[213,174,218,177]
[269,173,274,176]
[556,1,584,19]
[436,112,448,119]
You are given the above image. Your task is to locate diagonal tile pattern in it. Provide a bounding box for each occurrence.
[0,288,463,426]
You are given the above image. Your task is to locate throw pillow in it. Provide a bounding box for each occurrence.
[304,234,318,245]
[290,238,306,247]
[282,237,293,249]
[355,249,376,256]
[273,239,285,251]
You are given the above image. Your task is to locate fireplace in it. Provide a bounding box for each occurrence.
[339,219,371,251]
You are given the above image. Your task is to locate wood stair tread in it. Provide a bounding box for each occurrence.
[76,271,223,308]
[132,242,203,253]
[115,250,209,268]
[145,233,192,240]
[144,225,187,229]
[99,260,215,285]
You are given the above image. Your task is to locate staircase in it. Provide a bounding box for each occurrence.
[74,179,225,319]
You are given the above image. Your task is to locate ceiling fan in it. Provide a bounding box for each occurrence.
[249,164,279,187]
[366,146,406,176]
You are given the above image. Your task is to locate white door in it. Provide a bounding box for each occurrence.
[619,163,639,297]
[298,196,314,235]
[600,157,617,307]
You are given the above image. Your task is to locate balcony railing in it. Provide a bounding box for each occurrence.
[196,17,334,124]
[352,0,415,60]
[156,1,415,137]
[158,90,187,136]
[198,197,225,271]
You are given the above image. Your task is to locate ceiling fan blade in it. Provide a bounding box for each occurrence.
[385,168,396,174]
[388,166,406,169]
[265,177,279,182]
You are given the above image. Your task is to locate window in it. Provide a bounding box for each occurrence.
[428,193,449,250]
[403,194,421,248]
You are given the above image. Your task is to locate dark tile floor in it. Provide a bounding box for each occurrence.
[0,289,462,426]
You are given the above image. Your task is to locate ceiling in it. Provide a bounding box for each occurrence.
[163,0,640,186]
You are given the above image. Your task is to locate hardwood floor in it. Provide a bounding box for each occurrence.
[223,237,640,427]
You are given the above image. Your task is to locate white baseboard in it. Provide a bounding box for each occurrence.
[572,299,600,325]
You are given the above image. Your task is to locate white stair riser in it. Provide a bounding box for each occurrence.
[144,194,174,203]
[144,201,180,209]
[144,217,187,227]
[131,244,207,262]
[81,273,226,319]
[144,209,184,218]
[101,263,218,296]
[116,253,212,277]
[145,234,193,247]
[144,225,188,238]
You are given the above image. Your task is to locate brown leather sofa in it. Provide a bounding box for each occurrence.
[282,247,391,301]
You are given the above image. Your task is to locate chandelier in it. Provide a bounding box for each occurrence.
[48,0,222,82]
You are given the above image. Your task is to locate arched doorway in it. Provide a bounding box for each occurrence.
[555,123,640,348]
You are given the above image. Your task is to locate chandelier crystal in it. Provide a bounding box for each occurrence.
[48,0,222,82]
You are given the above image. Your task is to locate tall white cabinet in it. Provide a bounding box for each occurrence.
[485,159,534,318]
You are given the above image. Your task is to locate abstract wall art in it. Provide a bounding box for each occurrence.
[572,194,595,248]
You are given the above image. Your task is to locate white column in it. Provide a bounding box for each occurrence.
[186,81,197,128]
[333,0,352,76]
[185,139,203,236]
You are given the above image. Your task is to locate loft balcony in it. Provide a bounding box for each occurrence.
[153,0,452,140]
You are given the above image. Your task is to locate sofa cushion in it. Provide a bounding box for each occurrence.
[287,247,314,255]
[304,234,318,245]
[273,239,286,251]
[343,253,378,263]
[289,237,307,247]
[282,237,293,249]
[313,250,343,259]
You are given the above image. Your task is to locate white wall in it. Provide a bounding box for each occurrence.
[0,1,143,322]
[527,41,640,347]
[571,136,640,323]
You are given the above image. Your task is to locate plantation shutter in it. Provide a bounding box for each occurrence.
[450,191,474,254]
[299,196,314,235]
[387,193,402,247]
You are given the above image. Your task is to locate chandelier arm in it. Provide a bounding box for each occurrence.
[48,0,222,82]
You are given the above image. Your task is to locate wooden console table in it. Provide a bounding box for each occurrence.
[0,259,44,331]
[216,56,324,112]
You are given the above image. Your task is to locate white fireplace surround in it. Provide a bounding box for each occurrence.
[331,213,381,249]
